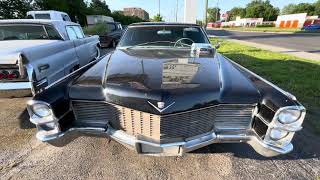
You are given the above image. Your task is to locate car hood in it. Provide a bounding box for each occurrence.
[0,40,58,64]
[70,49,260,114]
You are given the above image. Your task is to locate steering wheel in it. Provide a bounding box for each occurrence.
[174,38,194,47]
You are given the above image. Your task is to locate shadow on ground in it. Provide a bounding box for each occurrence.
[18,108,35,129]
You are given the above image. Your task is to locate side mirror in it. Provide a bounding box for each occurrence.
[215,42,221,49]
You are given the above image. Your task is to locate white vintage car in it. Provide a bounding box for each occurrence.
[0,19,100,97]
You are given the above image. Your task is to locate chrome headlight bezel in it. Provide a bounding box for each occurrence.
[277,108,302,124]
[264,105,306,147]
[27,100,57,125]
[272,106,306,132]
[31,103,52,118]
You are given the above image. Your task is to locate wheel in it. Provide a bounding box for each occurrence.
[95,46,101,60]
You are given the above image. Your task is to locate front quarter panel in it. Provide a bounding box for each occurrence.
[225,55,301,111]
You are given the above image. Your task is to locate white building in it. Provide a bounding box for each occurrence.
[275,13,307,28]
[221,16,263,27]
[86,15,114,27]
[184,0,197,24]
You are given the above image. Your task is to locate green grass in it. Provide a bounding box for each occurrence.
[83,23,111,36]
[211,38,320,134]
[221,27,319,33]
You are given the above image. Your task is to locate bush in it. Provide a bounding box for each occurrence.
[83,22,110,36]
[256,24,275,28]
[222,25,231,28]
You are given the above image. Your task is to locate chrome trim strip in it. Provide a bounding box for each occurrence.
[147,101,175,113]
[44,55,106,90]
[71,99,256,117]
[33,124,292,157]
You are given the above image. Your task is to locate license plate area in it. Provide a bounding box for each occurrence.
[136,143,181,156]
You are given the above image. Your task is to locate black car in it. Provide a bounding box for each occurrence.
[27,23,306,157]
[99,22,123,48]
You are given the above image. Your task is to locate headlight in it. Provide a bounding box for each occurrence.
[32,103,52,118]
[278,108,301,124]
[269,128,288,140]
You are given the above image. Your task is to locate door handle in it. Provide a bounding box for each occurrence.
[38,64,50,72]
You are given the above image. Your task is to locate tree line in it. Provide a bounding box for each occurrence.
[208,0,320,22]
[0,0,146,25]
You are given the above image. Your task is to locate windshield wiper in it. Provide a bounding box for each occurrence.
[124,41,175,49]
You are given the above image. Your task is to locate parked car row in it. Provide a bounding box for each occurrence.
[25,23,306,157]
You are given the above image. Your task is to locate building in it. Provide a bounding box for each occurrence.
[221,16,263,27]
[276,13,320,28]
[184,0,197,24]
[123,8,149,20]
[221,11,230,21]
[276,13,307,28]
[86,15,114,27]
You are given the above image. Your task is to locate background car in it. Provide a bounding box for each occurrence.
[0,19,100,98]
[302,24,320,31]
[99,22,124,48]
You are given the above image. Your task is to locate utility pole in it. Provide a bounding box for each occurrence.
[158,0,161,16]
[204,0,208,27]
[175,0,178,22]
[216,0,219,22]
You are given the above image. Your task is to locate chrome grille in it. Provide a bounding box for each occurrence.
[72,101,254,143]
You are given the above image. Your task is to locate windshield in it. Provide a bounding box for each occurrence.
[118,25,209,48]
[0,25,62,41]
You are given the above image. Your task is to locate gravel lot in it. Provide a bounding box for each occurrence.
[0,48,319,180]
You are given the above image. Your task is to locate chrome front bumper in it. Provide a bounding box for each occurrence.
[0,82,33,98]
[33,124,293,157]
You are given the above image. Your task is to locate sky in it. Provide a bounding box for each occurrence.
[106,0,318,21]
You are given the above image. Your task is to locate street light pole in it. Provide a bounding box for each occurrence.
[216,0,219,22]
[204,0,208,27]
[158,0,161,16]
[175,0,178,22]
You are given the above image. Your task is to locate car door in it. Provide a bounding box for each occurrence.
[30,25,76,89]
[66,26,91,68]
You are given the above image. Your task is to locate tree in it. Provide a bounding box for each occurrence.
[152,14,163,22]
[229,7,246,21]
[207,7,221,22]
[111,11,146,25]
[0,0,32,19]
[245,0,279,21]
[87,0,111,16]
[282,4,298,15]
[282,2,318,15]
[315,0,320,15]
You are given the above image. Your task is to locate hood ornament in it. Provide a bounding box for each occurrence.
[157,102,165,109]
[148,101,175,113]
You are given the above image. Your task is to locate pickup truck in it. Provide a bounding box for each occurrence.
[0,19,100,97]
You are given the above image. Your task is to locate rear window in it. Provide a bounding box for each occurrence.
[0,25,62,41]
[61,14,71,21]
[34,14,51,19]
